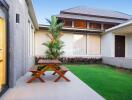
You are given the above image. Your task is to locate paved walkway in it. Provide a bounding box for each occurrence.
[1,71,105,100]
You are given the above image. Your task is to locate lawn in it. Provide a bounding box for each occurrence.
[66,64,132,100]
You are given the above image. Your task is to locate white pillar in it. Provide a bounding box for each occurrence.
[87,22,90,29]
[101,23,104,30]
[72,21,74,28]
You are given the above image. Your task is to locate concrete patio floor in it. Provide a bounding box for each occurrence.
[1,71,105,100]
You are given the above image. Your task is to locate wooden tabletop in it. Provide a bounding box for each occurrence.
[38,59,62,64]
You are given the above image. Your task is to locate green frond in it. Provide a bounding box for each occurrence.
[42,16,64,59]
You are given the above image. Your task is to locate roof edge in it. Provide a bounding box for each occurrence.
[60,6,132,20]
[39,24,103,33]
[0,0,9,10]
[60,11,130,20]
[26,0,39,30]
[105,19,132,33]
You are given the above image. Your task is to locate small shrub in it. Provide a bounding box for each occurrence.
[35,56,102,64]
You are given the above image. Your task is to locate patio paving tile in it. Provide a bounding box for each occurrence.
[1,71,105,100]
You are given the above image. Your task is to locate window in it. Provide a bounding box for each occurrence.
[16,14,20,23]
[28,20,34,56]
[73,34,87,55]
[87,35,101,55]
[73,34,101,55]
[89,23,101,30]
[74,20,87,28]
[63,19,72,27]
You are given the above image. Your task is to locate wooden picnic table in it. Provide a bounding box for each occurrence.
[27,59,70,83]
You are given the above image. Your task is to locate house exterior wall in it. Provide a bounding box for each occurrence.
[35,29,101,57]
[35,30,50,56]
[101,32,132,69]
[5,0,35,87]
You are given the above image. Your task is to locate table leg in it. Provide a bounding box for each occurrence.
[39,77,45,82]
[52,72,56,75]
[49,65,70,82]
[27,76,37,83]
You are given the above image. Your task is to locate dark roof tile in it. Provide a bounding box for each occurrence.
[60,6,132,20]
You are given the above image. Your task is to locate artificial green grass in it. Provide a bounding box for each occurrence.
[66,64,132,100]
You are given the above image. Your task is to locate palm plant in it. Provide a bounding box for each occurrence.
[43,16,64,59]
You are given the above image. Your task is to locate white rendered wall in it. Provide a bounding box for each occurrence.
[35,30,50,56]
[101,32,115,57]
[126,34,132,58]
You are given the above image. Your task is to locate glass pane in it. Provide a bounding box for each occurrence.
[74,20,87,29]
[87,35,101,55]
[73,34,86,55]
[63,19,72,27]
[89,23,101,30]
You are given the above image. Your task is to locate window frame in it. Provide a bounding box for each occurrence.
[63,19,72,28]
[74,20,87,29]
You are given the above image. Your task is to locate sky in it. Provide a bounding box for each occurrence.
[32,0,132,25]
